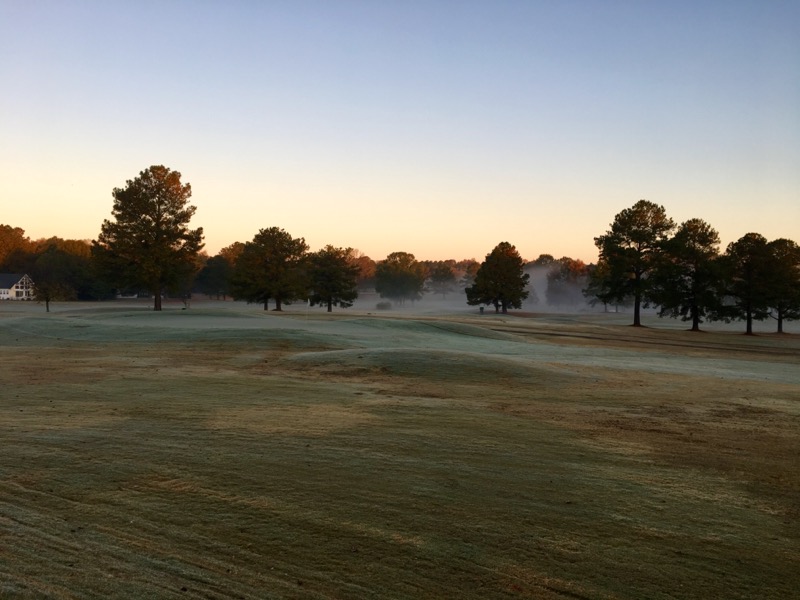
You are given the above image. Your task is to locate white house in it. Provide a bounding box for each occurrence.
[0,273,35,300]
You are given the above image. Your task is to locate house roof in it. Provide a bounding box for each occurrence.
[0,273,30,288]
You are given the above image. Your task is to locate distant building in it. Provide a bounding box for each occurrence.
[0,273,35,300]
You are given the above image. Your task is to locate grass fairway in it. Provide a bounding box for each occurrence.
[1,302,798,599]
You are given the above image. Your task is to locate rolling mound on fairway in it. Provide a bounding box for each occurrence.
[284,346,574,387]
[342,317,525,343]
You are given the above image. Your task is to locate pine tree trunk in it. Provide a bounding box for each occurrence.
[154,293,162,311]
[690,304,700,331]
[632,270,643,326]
[327,299,333,312]
[275,298,283,311]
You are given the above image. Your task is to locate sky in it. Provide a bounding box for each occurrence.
[1,0,798,263]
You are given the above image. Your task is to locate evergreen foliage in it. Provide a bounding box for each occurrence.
[230,227,309,311]
[466,242,530,313]
[308,245,360,312]
[721,233,773,335]
[766,238,800,333]
[93,165,204,310]
[649,218,724,331]
[593,200,675,326]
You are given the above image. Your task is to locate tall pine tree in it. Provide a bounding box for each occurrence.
[93,165,204,311]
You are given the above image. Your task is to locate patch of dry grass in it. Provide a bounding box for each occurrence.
[1,303,798,598]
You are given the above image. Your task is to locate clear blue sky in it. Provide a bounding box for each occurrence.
[2,0,798,262]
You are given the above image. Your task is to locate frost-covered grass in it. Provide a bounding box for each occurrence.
[1,300,798,599]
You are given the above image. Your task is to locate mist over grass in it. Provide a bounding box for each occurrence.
[3,290,796,334]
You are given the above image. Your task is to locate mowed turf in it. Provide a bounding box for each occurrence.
[1,303,798,599]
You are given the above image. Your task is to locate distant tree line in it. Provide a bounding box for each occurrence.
[2,167,798,333]
[0,225,112,311]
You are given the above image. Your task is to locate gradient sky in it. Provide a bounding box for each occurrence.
[2,0,798,262]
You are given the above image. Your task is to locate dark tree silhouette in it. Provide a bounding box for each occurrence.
[31,244,80,312]
[230,227,309,311]
[466,242,530,313]
[593,200,675,326]
[722,233,772,335]
[93,165,204,311]
[649,218,724,331]
[308,245,360,312]
[766,238,800,333]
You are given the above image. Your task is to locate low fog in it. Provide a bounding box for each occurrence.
[315,266,601,317]
[295,269,796,335]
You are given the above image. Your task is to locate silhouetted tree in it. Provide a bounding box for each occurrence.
[593,200,675,326]
[375,252,426,305]
[583,260,630,312]
[308,245,360,312]
[649,218,724,331]
[766,238,800,333]
[466,242,530,313]
[93,165,204,311]
[230,227,309,310]
[31,245,79,311]
[721,233,772,335]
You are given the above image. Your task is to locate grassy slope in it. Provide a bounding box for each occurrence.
[1,304,798,599]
